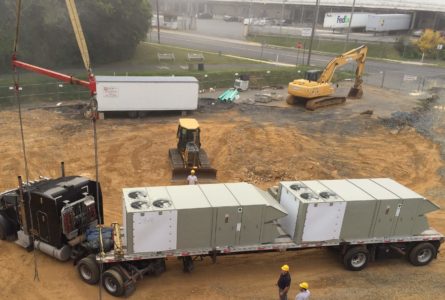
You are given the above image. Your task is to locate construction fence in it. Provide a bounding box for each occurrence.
[363,71,445,94]
[1,70,444,108]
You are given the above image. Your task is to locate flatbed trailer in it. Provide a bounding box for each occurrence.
[75,179,444,297]
[80,225,443,297]
[1,175,442,297]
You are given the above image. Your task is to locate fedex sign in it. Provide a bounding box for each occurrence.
[324,12,369,29]
[337,15,350,24]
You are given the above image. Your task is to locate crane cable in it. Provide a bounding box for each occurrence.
[65,1,104,299]
[12,0,40,282]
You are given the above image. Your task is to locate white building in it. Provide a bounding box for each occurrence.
[152,0,445,30]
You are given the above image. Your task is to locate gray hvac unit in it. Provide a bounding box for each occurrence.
[122,183,288,255]
[278,178,440,244]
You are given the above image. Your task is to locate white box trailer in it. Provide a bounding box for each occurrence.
[366,14,411,32]
[323,12,370,30]
[95,76,199,117]
[74,178,443,297]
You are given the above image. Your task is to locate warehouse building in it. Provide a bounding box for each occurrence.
[153,0,445,31]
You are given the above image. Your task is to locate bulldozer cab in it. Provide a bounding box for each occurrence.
[305,70,322,82]
[177,118,201,152]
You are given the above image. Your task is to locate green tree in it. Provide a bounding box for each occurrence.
[416,29,445,61]
[0,0,151,73]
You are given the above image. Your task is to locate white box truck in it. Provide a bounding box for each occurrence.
[95,76,199,117]
[366,14,411,32]
[323,12,370,30]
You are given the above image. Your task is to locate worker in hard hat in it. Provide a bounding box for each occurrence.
[295,282,310,300]
[277,264,291,300]
[187,169,198,185]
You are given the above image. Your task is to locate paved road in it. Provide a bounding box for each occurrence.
[194,18,399,43]
[149,29,445,91]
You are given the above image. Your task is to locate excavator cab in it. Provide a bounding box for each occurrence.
[168,118,217,181]
[305,70,322,82]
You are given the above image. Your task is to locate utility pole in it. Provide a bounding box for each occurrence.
[156,0,161,44]
[344,0,356,51]
[307,0,320,66]
[280,0,287,35]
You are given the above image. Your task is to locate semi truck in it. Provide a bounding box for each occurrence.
[366,14,411,32]
[95,76,199,118]
[323,12,370,31]
[1,174,443,297]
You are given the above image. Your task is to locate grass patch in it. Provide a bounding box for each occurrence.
[0,42,355,108]
[107,42,258,68]
[247,35,403,60]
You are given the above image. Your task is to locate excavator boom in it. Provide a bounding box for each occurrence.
[318,45,368,84]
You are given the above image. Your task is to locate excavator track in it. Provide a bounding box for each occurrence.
[169,148,217,182]
[305,96,346,111]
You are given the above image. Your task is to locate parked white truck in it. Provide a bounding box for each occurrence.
[323,12,370,31]
[366,14,411,32]
[95,76,199,118]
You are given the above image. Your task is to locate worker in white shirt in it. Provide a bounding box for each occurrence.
[295,282,310,300]
[187,169,198,185]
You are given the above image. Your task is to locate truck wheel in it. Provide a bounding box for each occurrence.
[77,255,100,284]
[103,268,125,297]
[409,243,436,266]
[0,214,13,240]
[343,247,369,271]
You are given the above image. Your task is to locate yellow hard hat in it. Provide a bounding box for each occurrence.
[281,265,289,272]
[191,169,196,174]
[299,282,309,289]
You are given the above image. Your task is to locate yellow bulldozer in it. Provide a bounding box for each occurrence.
[287,45,368,110]
[168,118,217,181]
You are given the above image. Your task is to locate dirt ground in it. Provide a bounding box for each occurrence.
[1,85,445,299]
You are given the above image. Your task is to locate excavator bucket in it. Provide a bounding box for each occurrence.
[169,148,217,182]
[347,87,363,99]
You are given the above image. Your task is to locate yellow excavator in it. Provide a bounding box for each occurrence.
[287,45,368,110]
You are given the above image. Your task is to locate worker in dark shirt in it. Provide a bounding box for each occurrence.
[277,264,291,300]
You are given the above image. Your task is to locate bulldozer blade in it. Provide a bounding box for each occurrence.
[169,148,217,182]
[171,167,217,182]
[347,87,363,99]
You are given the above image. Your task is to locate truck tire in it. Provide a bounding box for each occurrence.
[77,255,100,284]
[0,214,13,240]
[343,247,369,271]
[409,242,436,266]
[103,268,125,297]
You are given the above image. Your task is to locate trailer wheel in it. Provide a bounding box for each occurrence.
[77,255,100,284]
[103,268,125,297]
[343,247,369,271]
[128,111,138,118]
[409,243,436,266]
